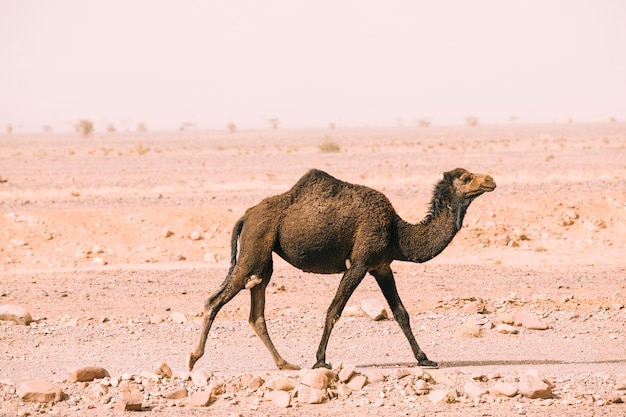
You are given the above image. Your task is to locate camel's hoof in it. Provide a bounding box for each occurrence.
[187,353,198,371]
[312,361,332,370]
[418,359,439,369]
[278,362,301,371]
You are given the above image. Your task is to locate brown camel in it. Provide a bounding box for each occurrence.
[188,168,496,371]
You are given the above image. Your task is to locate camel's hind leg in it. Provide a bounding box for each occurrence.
[248,271,300,370]
[187,275,246,371]
[313,262,368,369]
[370,265,438,368]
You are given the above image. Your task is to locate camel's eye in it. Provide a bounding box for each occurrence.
[461,175,471,184]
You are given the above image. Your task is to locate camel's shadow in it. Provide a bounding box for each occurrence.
[358,358,626,369]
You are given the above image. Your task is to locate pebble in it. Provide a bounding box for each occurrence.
[266,390,291,407]
[191,369,213,387]
[265,376,295,391]
[346,374,368,390]
[300,368,331,390]
[67,366,110,383]
[338,365,356,382]
[115,382,143,412]
[463,300,485,314]
[154,361,173,378]
[361,298,388,321]
[615,374,626,390]
[296,384,328,404]
[464,381,487,401]
[0,304,33,325]
[428,389,456,404]
[489,381,518,397]
[187,390,212,407]
[513,311,549,330]
[169,311,188,323]
[163,386,188,400]
[497,323,519,334]
[18,379,63,403]
[518,372,553,399]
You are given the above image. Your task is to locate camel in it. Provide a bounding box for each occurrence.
[188,168,496,371]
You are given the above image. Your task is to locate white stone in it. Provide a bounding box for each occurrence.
[0,305,33,325]
[266,390,291,407]
[361,298,388,320]
[300,368,330,390]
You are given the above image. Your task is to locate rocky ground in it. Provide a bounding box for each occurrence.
[1,123,625,416]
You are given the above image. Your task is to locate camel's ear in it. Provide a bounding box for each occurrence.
[443,170,453,183]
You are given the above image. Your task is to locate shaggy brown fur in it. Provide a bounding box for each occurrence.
[188,168,496,371]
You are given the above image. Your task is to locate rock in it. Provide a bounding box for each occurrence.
[513,311,549,330]
[266,390,291,407]
[428,389,456,404]
[191,369,213,387]
[247,374,265,390]
[346,374,368,390]
[363,368,385,383]
[139,371,160,382]
[0,304,33,325]
[67,366,110,383]
[615,374,626,390]
[163,386,188,400]
[343,304,363,317]
[463,300,485,314]
[83,382,108,400]
[338,365,356,382]
[497,323,519,334]
[169,311,188,323]
[18,379,63,403]
[300,368,332,390]
[518,373,553,399]
[489,381,518,397]
[296,384,328,404]
[426,370,455,386]
[361,298,388,320]
[265,376,295,392]
[115,381,144,411]
[155,362,173,378]
[464,381,487,400]
[187,390,212,407]
[414,379,429,394]
[336,383,351,398]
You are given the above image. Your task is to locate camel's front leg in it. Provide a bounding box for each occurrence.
[314,263,368,369]
[370,266,438,368]
[249,276,300,370]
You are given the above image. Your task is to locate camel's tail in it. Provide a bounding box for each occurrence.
[227,218,245,276]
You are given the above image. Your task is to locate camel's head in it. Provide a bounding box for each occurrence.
[444,168,496,200]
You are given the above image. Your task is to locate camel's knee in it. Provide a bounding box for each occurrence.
[245,274,263,289]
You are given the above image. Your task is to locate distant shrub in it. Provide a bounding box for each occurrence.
[319,139,341,153]
[137,122,147,132]
[417,118,431,127]
[465,115,479,127]
[227,122,237,133]
[75,119,94,137]
[136,143,150,155]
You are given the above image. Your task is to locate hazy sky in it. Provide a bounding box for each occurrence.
[2,1,625,131]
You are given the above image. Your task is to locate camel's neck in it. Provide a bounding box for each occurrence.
[395,197,470,263]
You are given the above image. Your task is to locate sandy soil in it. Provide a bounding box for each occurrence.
[1,123,625,416]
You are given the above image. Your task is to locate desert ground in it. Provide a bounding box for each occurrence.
[1,123,625,416]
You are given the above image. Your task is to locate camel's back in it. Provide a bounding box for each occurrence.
[272,169,398,273]
[287,169,393,210]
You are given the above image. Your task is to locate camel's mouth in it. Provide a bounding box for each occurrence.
[466,175,496,198]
